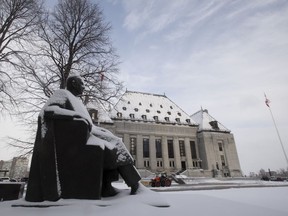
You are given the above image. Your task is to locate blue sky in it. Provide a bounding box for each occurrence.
[99,0,288,175]
[1,0,288,175]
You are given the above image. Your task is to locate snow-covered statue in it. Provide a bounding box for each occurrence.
[25,74,141,202]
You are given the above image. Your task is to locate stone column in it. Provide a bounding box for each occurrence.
[149,135,157,171]
[184,138,193,169]
[173,137,181,170]
[161,136,169,170]
[136,134,143,168]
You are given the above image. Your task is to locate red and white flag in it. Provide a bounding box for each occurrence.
[264,93,270,107]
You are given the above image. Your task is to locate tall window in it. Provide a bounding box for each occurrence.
[155,139,162,158]
[143,138,150,158]
[144,160,150,167]
[221,155,226,166]
[168,140,174,158]
[169,160,175,167]
[130,137,136,155]
[190,141,197,159]
[218,142,223,151]
[179,140,185,157]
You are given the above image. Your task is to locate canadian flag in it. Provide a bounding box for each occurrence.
[264,93,270,107]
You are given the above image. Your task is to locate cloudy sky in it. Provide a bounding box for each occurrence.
[1,0,288,175]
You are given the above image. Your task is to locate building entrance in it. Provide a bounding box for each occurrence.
[181,161,186,170]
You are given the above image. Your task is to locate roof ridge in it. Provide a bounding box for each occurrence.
[191,109,203,117]
[126,90,166,98]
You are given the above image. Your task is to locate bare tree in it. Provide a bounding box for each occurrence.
[0,0,43,112]
[18,0,122,112]
[7,0,123,156]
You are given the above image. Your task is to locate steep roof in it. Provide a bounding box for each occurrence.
[190,109,230,132]
[110,91,197,126]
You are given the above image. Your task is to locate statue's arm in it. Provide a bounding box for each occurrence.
[44,105,92,130]
[44,105,77,120]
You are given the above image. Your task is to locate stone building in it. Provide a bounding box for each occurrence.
[191,109,242,177]
[90,90,242,178]
[0,157,29,179]
[0,160,11,177]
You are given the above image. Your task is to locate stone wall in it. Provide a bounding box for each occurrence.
[0,157,29,179]
[100,120,242,178]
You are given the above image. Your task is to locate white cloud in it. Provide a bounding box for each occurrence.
[114,0,288,173]
[2,0,288,173]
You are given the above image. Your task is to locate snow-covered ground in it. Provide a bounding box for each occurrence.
[1,181,288,216]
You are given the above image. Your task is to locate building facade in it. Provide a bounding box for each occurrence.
[191,109,242,177]
[92,91,242,178]
[0,157,29,179]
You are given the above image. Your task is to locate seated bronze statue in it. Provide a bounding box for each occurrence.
[25,74,141,202]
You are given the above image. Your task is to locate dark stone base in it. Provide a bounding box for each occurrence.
[0,183,25,201]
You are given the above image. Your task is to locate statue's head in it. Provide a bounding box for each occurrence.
[66,75,85,96]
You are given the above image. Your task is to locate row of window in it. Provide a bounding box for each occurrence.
[144,159,202,169]
[117,112,192,124]
[130,137,198,160]
[123,106,181,115]
[144,160,175,168]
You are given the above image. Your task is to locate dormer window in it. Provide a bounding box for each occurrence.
[128,101,130,104]
[142,115,147,120]
[209,121,219,130]
[89,109,98,122]
[186,119,191,124]
[130,114,135,119]
[146,109,150,113]
[117,112,122,118]
[134,108,139,112]
[122,107,127,110]
[177,112,182,116]
[167,111,171,115]
[91,112,98,121]
[139,102,142,106]
[164,117,169,122]
[150,103,153,107]
[153,116,159,121]
[175,118,180,123]
[157,110,161,114]
[170,106,173,109]
[160,105,163,108]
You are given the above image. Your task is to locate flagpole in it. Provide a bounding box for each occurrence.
[265,94,288,168]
